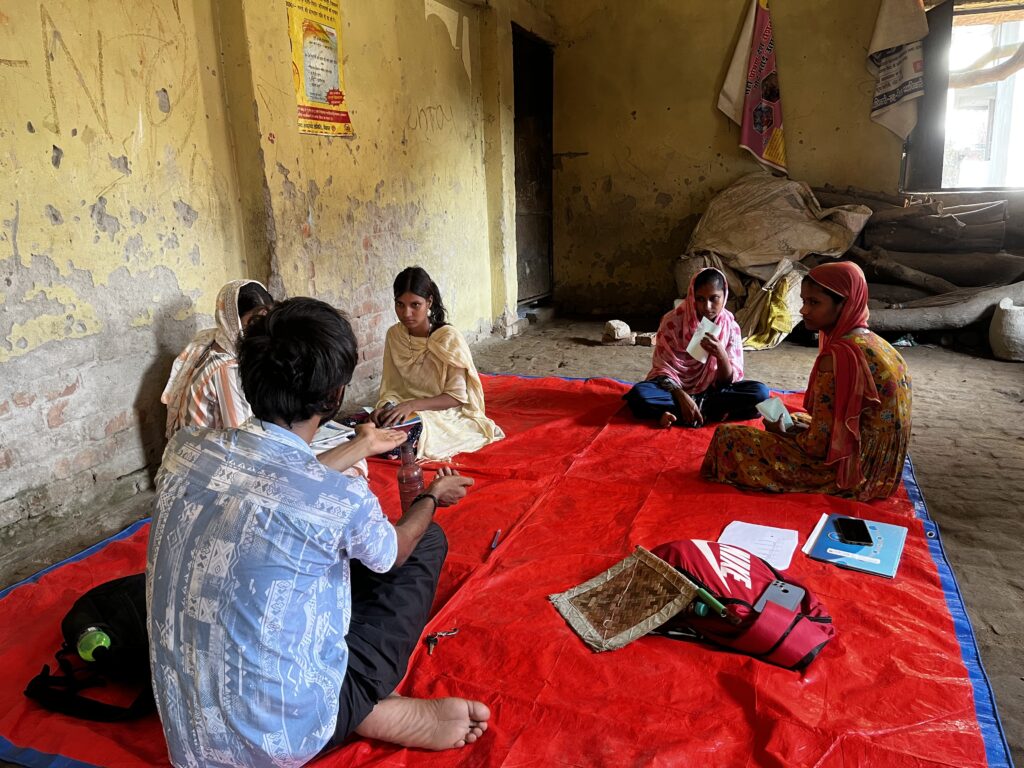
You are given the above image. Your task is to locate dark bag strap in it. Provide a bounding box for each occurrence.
[724,602,834,671]
[24,649,154,722]
[726,600,798,656]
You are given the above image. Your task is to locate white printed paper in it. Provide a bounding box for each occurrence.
[311,420,355,454]
[685,316,721,364]
[801,513,829,555]
[756,396,793,431]
[718,521,800,570]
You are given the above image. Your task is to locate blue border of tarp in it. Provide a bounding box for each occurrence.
[0,518,150,601]
[0,517,150,768]
[0,377,1014,767]
[902,456,1014,768]
[483,374,1016,767]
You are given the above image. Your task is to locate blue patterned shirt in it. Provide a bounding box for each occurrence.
[147,419,397,767]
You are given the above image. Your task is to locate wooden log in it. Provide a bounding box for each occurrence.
[851,246,960,294]
[868,202,942,224]
[863,220,1005,252]
[841,186,906,207]
[1007,220,1024,249]
[939,200,1008,225]
[870,281,1024,332]
[890,285,993,309]
[867,283,931,305]
[879,250,1024,287]
[813,189,900,213]
[901,215,967,237]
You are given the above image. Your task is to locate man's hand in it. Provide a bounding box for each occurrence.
[380,401,419,427]
[353,422,407,456]
[427,466,474,507]
[675,391,703,426]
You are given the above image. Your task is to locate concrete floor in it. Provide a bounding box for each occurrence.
[2,318,1021,766]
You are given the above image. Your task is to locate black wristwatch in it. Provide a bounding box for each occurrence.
[411,492,439,511]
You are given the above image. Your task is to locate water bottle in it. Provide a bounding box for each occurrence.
[397,442,424,513]
[76,626,112,662]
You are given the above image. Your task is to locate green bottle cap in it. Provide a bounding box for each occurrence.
[693,601,710,617]
[77,627,111,662]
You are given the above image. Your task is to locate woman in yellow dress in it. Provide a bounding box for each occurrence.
[701,262,912,501]
[371,267,504,460]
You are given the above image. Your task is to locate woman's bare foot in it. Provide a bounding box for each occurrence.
[659,411,677,428]
[355,696,490,750]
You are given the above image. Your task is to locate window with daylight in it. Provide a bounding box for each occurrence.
[904,0,1024,190]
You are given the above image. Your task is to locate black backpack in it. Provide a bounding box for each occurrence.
[24,573,154,721]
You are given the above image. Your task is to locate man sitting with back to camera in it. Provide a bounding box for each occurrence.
[146,297,490,767]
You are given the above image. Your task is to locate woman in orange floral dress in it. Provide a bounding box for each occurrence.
[701,262,912,501]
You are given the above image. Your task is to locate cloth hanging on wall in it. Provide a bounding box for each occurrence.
[867,0,930,139]
[717,0,787,174]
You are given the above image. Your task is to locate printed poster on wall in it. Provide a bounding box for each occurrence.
[717,0,787,174]
[286,0,354,136]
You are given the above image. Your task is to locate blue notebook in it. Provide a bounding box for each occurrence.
[803,513,908,579]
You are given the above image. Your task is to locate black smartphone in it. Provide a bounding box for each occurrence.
[834,516,873,546]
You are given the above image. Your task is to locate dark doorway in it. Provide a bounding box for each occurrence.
[512,25,554,304]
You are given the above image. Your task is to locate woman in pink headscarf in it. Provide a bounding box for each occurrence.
[624,267,769,428]
[701,262,912,501]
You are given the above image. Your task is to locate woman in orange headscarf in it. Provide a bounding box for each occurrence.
[701,262,912,500]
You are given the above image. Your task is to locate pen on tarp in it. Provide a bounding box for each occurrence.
[487,529,502,558]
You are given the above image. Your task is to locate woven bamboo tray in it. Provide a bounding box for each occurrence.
[549,546,699,652]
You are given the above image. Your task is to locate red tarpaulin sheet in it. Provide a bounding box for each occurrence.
[0,375,1012,767]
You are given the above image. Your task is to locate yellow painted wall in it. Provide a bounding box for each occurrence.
[0,0,545,544]
[548,0,904,314]
[0,0,251,529]
[0,1,252,358]
[235,0,502,393]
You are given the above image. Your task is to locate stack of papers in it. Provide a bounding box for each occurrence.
[311,421,356,454]
[717,521,799,570]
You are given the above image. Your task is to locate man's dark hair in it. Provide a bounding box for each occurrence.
[393,266,448,328]
[238,298,357,426]
[237,282,274,318]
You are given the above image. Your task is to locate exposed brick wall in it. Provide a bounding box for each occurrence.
[0,262,195,535]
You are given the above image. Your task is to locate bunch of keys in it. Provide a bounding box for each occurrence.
[424,627,459,655]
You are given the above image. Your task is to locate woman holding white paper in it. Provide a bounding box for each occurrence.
[624,267,769,428]
[701,262,912,501]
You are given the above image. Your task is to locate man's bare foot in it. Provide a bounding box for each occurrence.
[355,696,490,750]
[659,411,677,428]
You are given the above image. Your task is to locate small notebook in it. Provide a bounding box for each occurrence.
[685,316,721,364]
[358,407,422,431]
[803,513,908,579]
[549,547,698,652]
[755,397,793,431]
